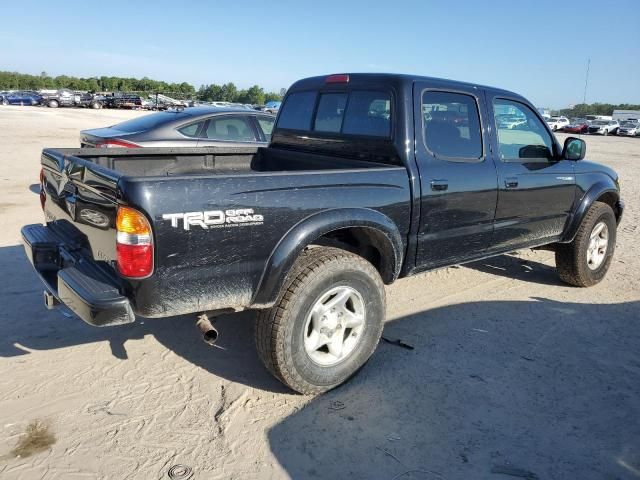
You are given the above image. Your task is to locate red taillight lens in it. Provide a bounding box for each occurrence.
[116,206,153,278]
[325,74,350,84]
[96,139,140,148]
[116,243,153,277]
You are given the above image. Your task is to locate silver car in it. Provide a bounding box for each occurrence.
[80,107,275,148]
[617,120,640,137]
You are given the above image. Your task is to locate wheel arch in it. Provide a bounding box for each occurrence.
[562,181,622,242]
[251,208,404,307]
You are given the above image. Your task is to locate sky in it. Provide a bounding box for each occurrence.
[1,0,639,108]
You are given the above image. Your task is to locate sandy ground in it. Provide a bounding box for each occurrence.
[0,106,638,480]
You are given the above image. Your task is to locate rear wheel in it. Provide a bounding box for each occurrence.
[555,201,616,287]
[47,99,59,108]
[256,247,385,394]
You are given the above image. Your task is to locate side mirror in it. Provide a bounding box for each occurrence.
[562,137,586,161]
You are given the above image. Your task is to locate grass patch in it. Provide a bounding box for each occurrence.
[10,419,55,458]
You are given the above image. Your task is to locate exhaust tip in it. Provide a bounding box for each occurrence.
[202,328,218,345]
[196,314,218,346]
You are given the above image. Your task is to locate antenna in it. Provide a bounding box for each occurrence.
[582,58,590,105]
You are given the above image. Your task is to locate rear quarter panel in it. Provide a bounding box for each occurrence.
[125,168,411,317]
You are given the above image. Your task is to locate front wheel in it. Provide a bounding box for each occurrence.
[256,247,385,394]
[555,201,616,287]
[47,99,59,108]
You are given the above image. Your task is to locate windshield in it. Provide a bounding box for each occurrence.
[592,121,607,126]
[620,121,637,127]
[111,111,192,133]
[571,119,587,124]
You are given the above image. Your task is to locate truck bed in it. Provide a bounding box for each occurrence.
[48,145,398,178]
[38,145,411,318]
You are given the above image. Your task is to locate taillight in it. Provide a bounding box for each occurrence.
[116,206,153,278]
[96,139,140,148]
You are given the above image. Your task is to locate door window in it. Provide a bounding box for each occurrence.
[178,121,204,137]
[422,91,483,160]
[493,99,554,161]
[256,116,275,141]
[204,116,255,141]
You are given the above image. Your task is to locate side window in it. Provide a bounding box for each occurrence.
[178,121,204,138]
[277,91,317,130]
[314,93,347,133]
[342,91,391,137]
[204,116,255,141]
[493,99,553,161]
[256,116,275,141]
[422,91,482,159]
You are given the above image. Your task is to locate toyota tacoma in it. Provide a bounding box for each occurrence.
[22,73,624,394]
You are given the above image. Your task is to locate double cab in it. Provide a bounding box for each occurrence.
[23,73,623,394]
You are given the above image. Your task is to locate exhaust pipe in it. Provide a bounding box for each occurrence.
[196,313,218,345]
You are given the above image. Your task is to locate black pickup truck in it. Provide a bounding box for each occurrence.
[22,73,623,394]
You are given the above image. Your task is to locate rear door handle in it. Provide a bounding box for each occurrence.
[505,177,519,188]
[430,179,448,191]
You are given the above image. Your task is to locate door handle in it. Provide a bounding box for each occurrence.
[430,179,448,191]
[504,177,519,188]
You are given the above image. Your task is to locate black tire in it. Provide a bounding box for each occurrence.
[555,201,616,287]
[256,247,385,394]
[48,100,59,108]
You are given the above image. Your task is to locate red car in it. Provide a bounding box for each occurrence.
[563,118,589,133]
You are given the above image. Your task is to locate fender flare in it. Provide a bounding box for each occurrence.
[251,208,404,307]
[562,181,620,242]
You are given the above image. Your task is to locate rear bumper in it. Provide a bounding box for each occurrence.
[21,223,135,327]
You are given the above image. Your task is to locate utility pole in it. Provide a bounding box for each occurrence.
[582,58,590,105]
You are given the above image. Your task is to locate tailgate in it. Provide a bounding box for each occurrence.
[41,148,122,263]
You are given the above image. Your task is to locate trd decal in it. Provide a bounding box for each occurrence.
[162,209,264,230]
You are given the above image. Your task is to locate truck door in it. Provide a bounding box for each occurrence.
[413,83,498,269]
[484,93,576,252]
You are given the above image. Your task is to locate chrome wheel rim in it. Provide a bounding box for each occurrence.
[587,221,608,270]
[303,286,366,367]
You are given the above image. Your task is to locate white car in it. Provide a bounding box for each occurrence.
[546,116,570,131]
[617,121,640,136]
[588,120,619,136]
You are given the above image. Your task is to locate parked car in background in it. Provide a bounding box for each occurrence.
[79,107,276,147]
[103,93,143,109]
[563,118,590,134]
[496,114,526,129]
[616,120,640,137]
[1,90,43,106]
[546,116,570,131]
[588,120,619,135]
[264,100,281,113]
[41,89,104,109]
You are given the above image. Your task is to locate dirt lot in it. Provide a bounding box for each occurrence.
[0,106,638,480]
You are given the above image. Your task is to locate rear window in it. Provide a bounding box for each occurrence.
[113,111,191,133]
[277,90,391,137]
[277,92,317,130]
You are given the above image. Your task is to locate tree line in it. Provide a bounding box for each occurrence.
[0,71,283,104]
[556,103,640,117]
